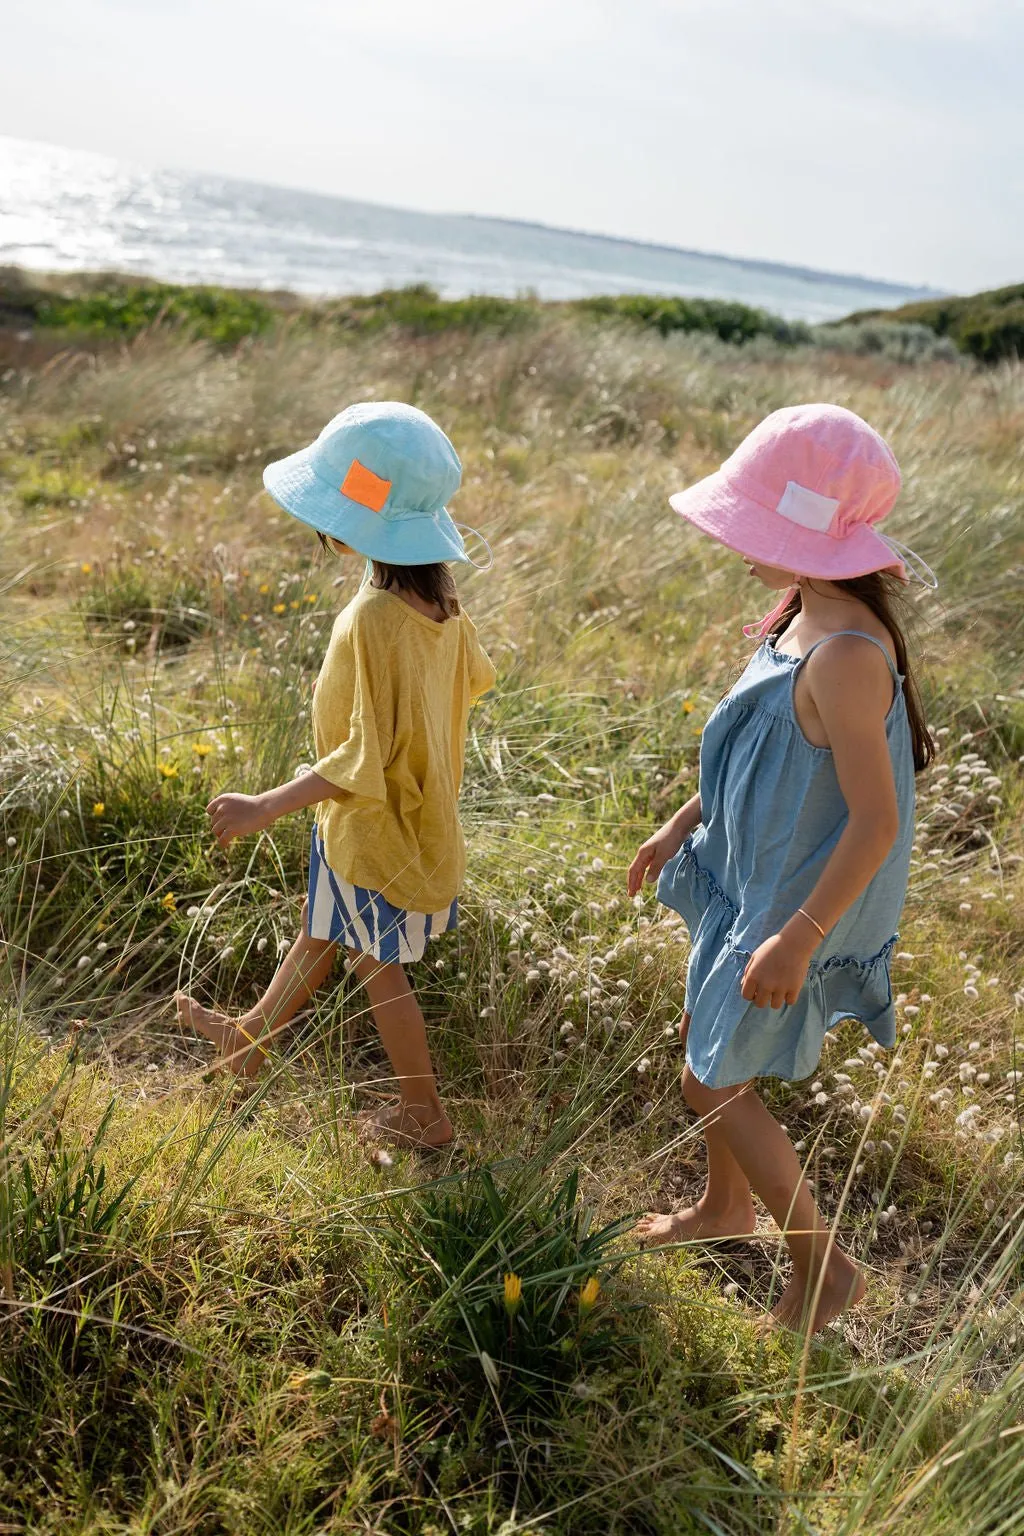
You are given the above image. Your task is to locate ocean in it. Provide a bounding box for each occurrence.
[1,135,938,324]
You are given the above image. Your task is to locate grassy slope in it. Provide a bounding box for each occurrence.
[843,281,1024,364]
[1,309,1023,1534]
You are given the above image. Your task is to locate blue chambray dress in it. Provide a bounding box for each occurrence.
[656,629,915,1088]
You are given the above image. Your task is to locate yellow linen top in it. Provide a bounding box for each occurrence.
[311,585,496,911]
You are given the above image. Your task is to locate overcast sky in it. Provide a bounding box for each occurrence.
[2,0,1021,292]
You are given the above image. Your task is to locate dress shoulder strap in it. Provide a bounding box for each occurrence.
[798,629,901,681]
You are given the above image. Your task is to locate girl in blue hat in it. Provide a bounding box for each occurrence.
[176,402,495,1148]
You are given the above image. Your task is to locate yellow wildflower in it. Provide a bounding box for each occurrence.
[92,801,105,816]
[259,583,271,595]
[80,562,93,576]
[289,599,301,610]
[158,762,179,779]
[192,742,212,757]
[272,602,286,615]
[503,1272,523,1311]
[161,892,177,911]
[240,611,249,621]
[304,593,317,604]
[682,699,695,715]
[579,1276,600,1312]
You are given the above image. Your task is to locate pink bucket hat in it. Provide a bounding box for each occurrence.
[669,403,908,583]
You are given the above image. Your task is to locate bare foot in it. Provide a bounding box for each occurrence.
[175,992,267,1079]
[770,1254,867,1334]
[175,992,229,1032]
[635,1197,757,1248]
[356,1101,454,1149]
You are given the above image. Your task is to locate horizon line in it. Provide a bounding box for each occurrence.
[456,211,943,298]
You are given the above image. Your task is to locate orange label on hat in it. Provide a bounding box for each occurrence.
[341,459,391,513]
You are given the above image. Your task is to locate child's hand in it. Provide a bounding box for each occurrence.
[627,825,685,897]
[206,791,275,849]
[740,930,816,1009]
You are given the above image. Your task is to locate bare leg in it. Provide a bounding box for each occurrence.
[636,1012,757,1245]
[682,1070,864,1333]
[176,902,337,1077]
[348,949,452,1148]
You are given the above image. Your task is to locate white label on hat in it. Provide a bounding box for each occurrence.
[776,480,839,533]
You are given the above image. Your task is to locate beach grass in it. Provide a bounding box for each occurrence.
[1,302,1022,1533]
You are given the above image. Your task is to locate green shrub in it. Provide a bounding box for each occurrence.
[955,293,1024,363]
[4,273,275,345]
[843,282,1024,363]
[812,319,961,364]
[36,282,274,344]
[321,283,538,336]
[572,292,814,347]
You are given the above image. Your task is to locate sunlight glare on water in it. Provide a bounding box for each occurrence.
[0,135,938,321]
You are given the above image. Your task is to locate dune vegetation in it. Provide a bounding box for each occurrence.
[845,281,1024,365]
[1,289,1022,1533]
[0,266,973,360]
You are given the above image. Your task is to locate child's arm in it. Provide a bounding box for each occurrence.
[627,792,702,897]
[207,772,347,850]
[741,638,900,1009]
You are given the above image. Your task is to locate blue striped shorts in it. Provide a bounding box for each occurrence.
[306,826,458,964]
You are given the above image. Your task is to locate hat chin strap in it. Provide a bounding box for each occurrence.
[876,533,939,590]
[743,584,798,640]
[456,523,494,571]
[741,534,938,641]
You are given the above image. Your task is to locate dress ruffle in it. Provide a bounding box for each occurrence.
[657,839,897,1088]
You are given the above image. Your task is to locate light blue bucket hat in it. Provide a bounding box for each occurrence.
[263,401,480,566]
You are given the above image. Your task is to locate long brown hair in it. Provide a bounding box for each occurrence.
[317,532,460,619]
[769,572,934,772]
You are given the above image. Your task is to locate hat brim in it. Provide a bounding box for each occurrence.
[263,449,469,565]
[669,471,905,581]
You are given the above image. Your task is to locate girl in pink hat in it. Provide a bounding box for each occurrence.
[629,403,935,1333]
